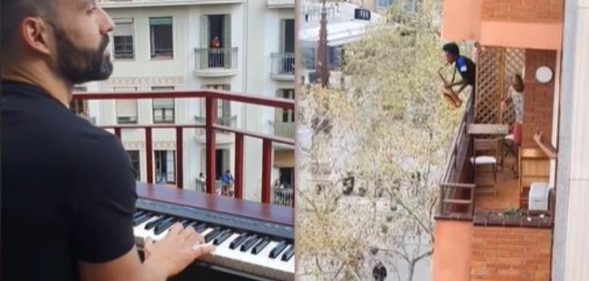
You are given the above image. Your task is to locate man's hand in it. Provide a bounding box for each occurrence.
[533,131,543,143]
[143,223,215,277]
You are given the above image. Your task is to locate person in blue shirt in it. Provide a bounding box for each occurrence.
[442,42,477,97]
[221,170,235,196]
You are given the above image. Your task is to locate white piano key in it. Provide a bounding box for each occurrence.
[132,213,294,280]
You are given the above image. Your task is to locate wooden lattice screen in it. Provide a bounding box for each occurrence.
[474,47,526,125]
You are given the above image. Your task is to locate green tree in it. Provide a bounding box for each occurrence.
[298,0,466,280]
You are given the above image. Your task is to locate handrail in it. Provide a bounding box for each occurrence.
[438,92,476,218]
[73,90,294,110]
[72,90,295,206]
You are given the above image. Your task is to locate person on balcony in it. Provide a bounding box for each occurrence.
[533,132,557,159]
[502,74,525,146]
[1,1,213,281]
[221,170,235,196]
[209,36,222,68]
[442,42,477,99]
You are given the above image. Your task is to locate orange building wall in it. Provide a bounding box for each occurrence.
[442,0,481,41]
[481,0,563,23]
[522,50,557,148]
[432,220,473,281]
[471,226,552,281]
[442,0,563,50]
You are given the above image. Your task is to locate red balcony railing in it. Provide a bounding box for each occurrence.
[72,89,295,206]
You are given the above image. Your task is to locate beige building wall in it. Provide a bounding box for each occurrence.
[553,0,589,280]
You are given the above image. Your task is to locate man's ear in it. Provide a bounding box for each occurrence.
[20,17,53,56]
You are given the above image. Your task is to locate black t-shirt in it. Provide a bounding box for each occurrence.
[454,55,476,86]
[1,81,137,281]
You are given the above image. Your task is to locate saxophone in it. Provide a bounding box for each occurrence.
[438,64,463,108]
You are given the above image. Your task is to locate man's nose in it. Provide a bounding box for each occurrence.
[98,7,115,35]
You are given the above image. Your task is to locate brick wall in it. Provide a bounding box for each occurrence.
[521,50,557,148]
[481,0,563,23]
[471,226,552,281]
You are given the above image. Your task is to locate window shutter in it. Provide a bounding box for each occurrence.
[114,18,133,36]
[116,100,137,117]
[153,98,174,109]
[223,14,231,48]
[149,17,172,26]
[201,15,209,48]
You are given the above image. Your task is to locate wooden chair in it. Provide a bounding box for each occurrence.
[470,138,500,194]
[519,148,550,203]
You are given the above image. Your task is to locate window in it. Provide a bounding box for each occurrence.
[278,89,295,123]
[116,100,138,124]
[155,150,175,184]
[113,18,134,59]
[281,19,295,53]
[206,85,231,125]
[200,14,231,68]
[126,150,141,180]
[114,87,137,124]
[302,47,316,69]
[153,99,175,123]
[152,86,175,123]
[279,167,294,189]
[70,86,87,115]
[150,17,173,58]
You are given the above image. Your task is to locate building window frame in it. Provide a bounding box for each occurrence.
[149,17,174,59]
[113,18,135,59]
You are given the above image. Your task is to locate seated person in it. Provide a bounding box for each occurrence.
[533,132,557,159]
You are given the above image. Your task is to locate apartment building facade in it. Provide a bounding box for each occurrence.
[432,0,589,280]
[78,0,295,201]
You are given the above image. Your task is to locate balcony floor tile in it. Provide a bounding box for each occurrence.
[475,157,520,211]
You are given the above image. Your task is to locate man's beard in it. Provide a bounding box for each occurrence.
[53,25,113,84]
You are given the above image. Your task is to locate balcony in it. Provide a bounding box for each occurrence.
[266,0,294,9]
[270,53,295,81]
[72,89,294,206]
[193,47,239,78]
[194,115,238,144]
[269,120,295,139]
[433,46,556,280]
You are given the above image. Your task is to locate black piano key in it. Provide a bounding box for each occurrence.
[204,227,222,243]
[251,238,270,255]
[133,214,152,226]
[269,241,288,259]
[240,235,260,252]
[154,219,176,235]
[213,230,233,245]
[148,216,173,231]
[145,215,168,230]
[180,220,193,228]
[281,245,295,261]
[133,211,145,219]
[194,223,208,234]
[229,233,249,250]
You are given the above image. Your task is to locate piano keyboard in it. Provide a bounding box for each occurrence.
[133,198,295,281]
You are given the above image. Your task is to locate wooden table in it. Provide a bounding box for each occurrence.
[468,123,509,136]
